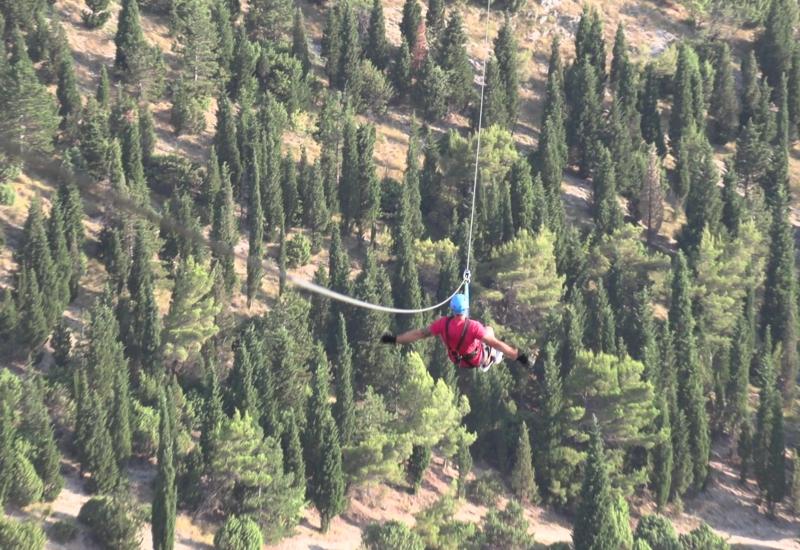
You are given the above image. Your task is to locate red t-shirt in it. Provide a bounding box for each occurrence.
[429,316,487,368]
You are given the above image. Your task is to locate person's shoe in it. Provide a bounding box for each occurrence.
[479,350,503,372]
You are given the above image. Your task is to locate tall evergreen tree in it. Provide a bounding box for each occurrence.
[331,313,355,447]
[709,43,740,144]
[305,348,346,533]
[214,97,242,192]
[54,38,82,135]
[651,395,673,509]
[114,0,163,93]
[19,199,59,325]
[0,27,59,158]
[610,23,629,92]
[437,11,473,111]
[757,0,799,89]
[291,7,311,75]
[670,44,704,150]
[510,421,538,504]
[426,0,445,38]
[573,417,624,550]
[355,125,381,240]
[592,147,624,236]
[246,157,264,309]
[669,252,710,490]
[366,0,389,71]
[571,60,602,176]
[639,64,666,156]
[210,165,237,295]
[494,20,520,128]
[789,46,800,139]
[247,0,292,42]
[152,392,177,550]
[400,0,422,53]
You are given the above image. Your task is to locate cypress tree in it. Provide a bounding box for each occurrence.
[55,41,82,134]
[52,318,72,375]
[291,7,311,75]
[680,136,722,256]
[214,97,242,192]
[19,199,59,326]
[604,99,637,196]
[721,167,743,237]
[426,0,445,37]
[213,0,235,85]
[640,64,666,156]
[407,444,431,493]
[331,314,355,447]
[355,125,380,241]
[572,5,606,88]
[400,0,422,53]
[670,44,704,150]
[305,162,329,245]
[592,146,623,236]
[789,46,800,140]
[83,0,112,28]
[79,97,110,179]
[281,409,306,493]
[210,164,237,295]
[757,0,799,89]
[0,401,17,506]
[510,421,538,504]
[507,158,535,234]
[1,26,59,157]
[96,65,110,108]
[669,252,710,490]
[651,395,673,509]
[456,435,473,499]
[402,133,425,237]
[152,392,177,550]
[200,365,224,467]
[739,414,754,483]
[762,190,798,399]
[366,0,389,71]
[114,0,156,86]
[20,376,64,502]
[110,366,132,465]
[336,0,361,91]
[321,5,341,87]
[765,394,786,513]
[228,26,258,101]
[755,329,777,480]
[246,154,263,309]
[392,38,413,101]
[709,43,740,144]
[415,57,449,122]
[139,105,156,166]
[305,348,346,533]
[791,449,800,515]
[494,20,520,128]
[47,199,72,311]
[571,60,602,176]
[540,343,567,500]
[727,307,753,431]
[573,417,621,550]
[84,390,121,494]
[121,115,147,200]
[610,23,628,92]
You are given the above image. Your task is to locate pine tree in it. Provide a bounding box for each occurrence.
[757,0,799,89]
[670,44,705,150]
[19,376,63,501]
[210,165,237,294]
[152,392,177,550]
[400,0,422,53]
[573,417,623,550]
[331,314,355,447]
[199,364,224,467]
[305,348,347,533]
[640,64,666,156]
[110,366,132,465]
[114,0,164,93]
[669,252,710,490]
[366,0,389,71]
[79,97,110,179]
[739,414,753,483]
[709,43,740,144]
[415,56,449,122]
[336,0,361,91]
[592,147,624,236]
[510,421,538,504]
[0,27,59,158]
[680,135,722,256]
[355,125,380,240]
[456,434,473,499]
[174,0,218,104]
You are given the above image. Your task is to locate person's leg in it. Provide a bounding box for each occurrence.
[479,328,504,372]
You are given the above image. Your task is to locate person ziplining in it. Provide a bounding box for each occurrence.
[380,293,536,372]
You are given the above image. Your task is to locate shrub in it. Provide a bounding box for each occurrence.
[8,452,45,506]
[679,523,729,550]
[48,519,78,543]
[357,59,393,116]
[144,155,203,195]
[634,514,681,550]
[362,520,424,550]
[474,500,533,550]
[131,401,159,456]
[78,496,142,550]
[214,515,263,550]
[0,184,15,206]
[285,234,312,268]
[0,516,46,550]
[466,475,503,506]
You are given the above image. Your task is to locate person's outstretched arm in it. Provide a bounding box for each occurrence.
[483,334,538,366]
[381,327,432,345]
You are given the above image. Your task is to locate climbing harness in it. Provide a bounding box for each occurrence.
[444,315,480,368]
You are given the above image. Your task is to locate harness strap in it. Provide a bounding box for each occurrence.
[445,315,479,368]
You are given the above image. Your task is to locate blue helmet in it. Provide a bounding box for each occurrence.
[450,294,469,315]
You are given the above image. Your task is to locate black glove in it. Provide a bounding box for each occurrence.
[516,353,530,367]
[381,333,397,344]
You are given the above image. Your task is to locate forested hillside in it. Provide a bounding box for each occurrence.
[1,0,800,548]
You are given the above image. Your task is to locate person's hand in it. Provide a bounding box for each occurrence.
[381,333,397,344]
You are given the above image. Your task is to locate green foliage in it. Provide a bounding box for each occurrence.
[214,515,263,550]
[48,519,78,543]
[634,514,681,550]
[78,495,142,550]
[510,421,538,504]
[456,435,473,499]
[757,0,798,89]
[473,500,534,550]
[363,520,424,550]
[414,496,476,550]
[0,516,46,550]
[466,474,504,506]
[407,444,431,493]
[163,256,220,365]
[679,523,730,549]
[151,392,177,550]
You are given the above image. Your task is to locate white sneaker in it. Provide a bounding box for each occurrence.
[479,348,503,372]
